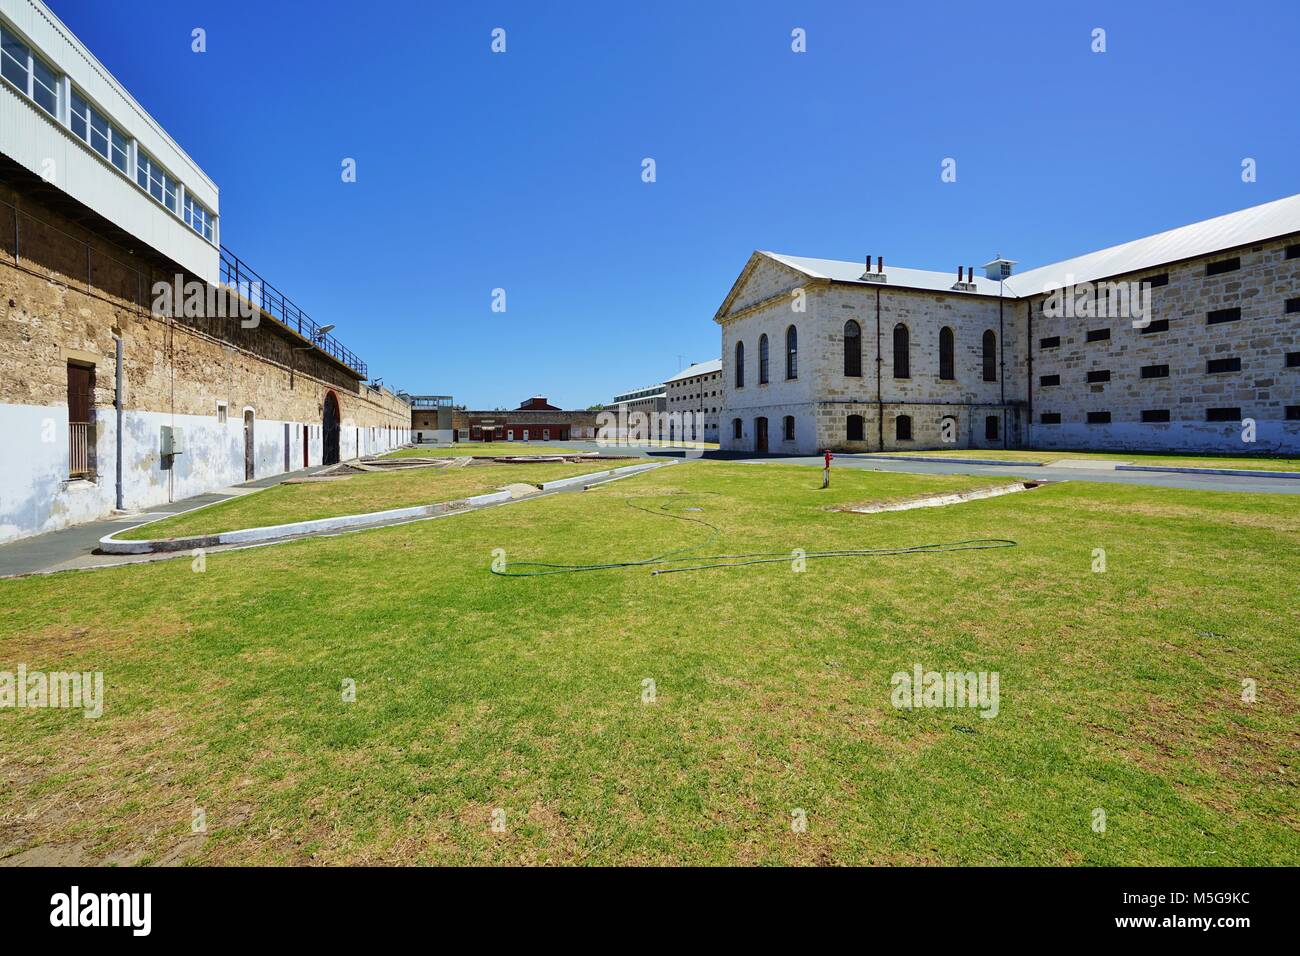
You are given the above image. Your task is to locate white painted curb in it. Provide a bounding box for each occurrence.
[539,459,671,491]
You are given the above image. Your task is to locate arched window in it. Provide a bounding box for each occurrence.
[982,330,997,382]
[732,417,742,440]
[847,414,865,442]
[735,341,745,387]
[783,415,795,441]
[939,327,955,381]
[896,415,913,441]
[844,320,862,377]
[758,334,770,384]
[786,326,798,379]
[893,323,910,379]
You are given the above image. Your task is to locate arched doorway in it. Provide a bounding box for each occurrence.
[323,392,341,465]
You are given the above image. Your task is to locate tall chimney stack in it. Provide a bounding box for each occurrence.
[877,256,884,274]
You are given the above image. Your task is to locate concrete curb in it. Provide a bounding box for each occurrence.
[98,460,672,555]
[1116,464,1300,479]
[99,490,511,555]
[846,454,1047,467]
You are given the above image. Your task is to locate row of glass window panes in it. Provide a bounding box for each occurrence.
[3,20,216,241]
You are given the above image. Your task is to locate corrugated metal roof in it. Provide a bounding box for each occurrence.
[763,252,1007,296]
[664,359,722,383]
[1005,193,1300,295]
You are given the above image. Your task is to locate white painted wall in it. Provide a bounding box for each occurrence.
[0,401,407,544]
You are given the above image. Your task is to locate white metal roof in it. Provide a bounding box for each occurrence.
[1004,193,1300,296]
[664,359,722,383]
[762,252,1008,296]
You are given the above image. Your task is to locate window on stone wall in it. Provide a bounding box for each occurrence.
[1286,406,1300,421]
[732,417,742,439]
[1142,409,1171,423]
[786,326,798,379]
[1086,328,1111,343]
[896,415,913,441]
[1145,273,1169,288]
[1039,336,1060,350]
[1207,307,1241,325]
[847,414,865,442]
[758,334,769,384]
[984,415,999,440]
[939,327,955,380]
[1140,364,1169,379]
[893,324,910,378]
[1086,411,1111,424]
[734,341,744,388]
[1207,357,1241,374]
[1286,298,1300,314]
[783,416,795,441]
[217,402,228,424]
[1040,374,1060,386]
[1039,412,1061,424]
[1086,369,1111,383]
[1206,407,1242,422]
[1287,352,1300,368]
[982,330,997,381]
[1140,319,1171,334]
[843,320,862,377]
[1206,257,1240,276]
[1286,244,1300,260]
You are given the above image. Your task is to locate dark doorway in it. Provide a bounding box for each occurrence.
[303,425,309,467]
[755,416,768,454]
[323,392,341,465]
[243,410,255,480]
[284,423,291,472]
[66,362,94,478]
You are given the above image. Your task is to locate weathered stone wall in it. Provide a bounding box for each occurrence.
[664,369,721,441]
[0,183,410,543]
[1028,237,1300,452]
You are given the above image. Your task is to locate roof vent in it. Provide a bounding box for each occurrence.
[982,257,1016,280]
[861,254,887,283]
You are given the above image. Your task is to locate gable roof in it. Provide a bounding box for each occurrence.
[665,359,722,383]
[763,252,1007,296]
[1004,192,1300,295]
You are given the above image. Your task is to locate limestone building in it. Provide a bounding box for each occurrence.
[716,195,1300,455]
[0,0,409,545]
[452,396,598,442]
[664,359,722,441]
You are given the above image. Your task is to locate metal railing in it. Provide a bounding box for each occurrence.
[69,422,92,478]
[219,246,368,378]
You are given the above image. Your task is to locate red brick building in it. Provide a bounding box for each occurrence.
[453,396,598,442]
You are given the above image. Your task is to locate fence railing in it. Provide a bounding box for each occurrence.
[219,246,368,378]
[69,422,92,478]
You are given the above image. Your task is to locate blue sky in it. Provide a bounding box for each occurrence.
[50,0,1300,409]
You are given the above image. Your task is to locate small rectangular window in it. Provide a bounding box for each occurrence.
[1086,328,1110,343]
[984,416,999,441]
[1285,244,1300,260]
[1039,336,1060,350]
[1207,307,1241,325]
[1087,411,1111,424]
[1287,406,1300,421]
[1206,257,1240,276]
[216,403,227,424]
[1039,412,1061,424]
[1141,409,1171,423]
[1286,298,1300,314]
[1207,357,1241,374]
[1287,352,1300,368]
[31,55,59,117]
[1039,374,1060,387]
[1206,407,1241,422]
[1140,364,1169,379]
[1086,370,1111,383]
[1145,273,1169,288]
[1139,318,1170,335]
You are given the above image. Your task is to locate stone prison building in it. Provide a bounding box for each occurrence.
[715,194,1300,456]
[0,0,409,544]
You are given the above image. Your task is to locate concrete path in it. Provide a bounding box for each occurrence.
[0,465,331,578]
[746,454,1300,494]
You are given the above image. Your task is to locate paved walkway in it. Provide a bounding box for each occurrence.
[747,454,1300,494]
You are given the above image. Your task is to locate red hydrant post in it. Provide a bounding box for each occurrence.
[822,449,833,488]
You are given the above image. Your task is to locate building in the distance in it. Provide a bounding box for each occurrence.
[664,359,722,441]
[0,0,408,544]
[452,396,598,442]
[409,395,454,443]
[715,194,1300,455]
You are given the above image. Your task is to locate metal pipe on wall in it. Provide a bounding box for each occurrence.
[114,334,124,511]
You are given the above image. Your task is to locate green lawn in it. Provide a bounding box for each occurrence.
[1,461,1296,865]
[386,443,590,459]
[870,448,1300,472]
[116,461,613,540]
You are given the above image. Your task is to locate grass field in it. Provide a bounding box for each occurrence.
[116,461,613,540]
[868,448,1300,472]
[1,461,1296,865]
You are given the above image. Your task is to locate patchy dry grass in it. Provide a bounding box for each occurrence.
[868,448,1300,472]
[1,461,1296,865]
